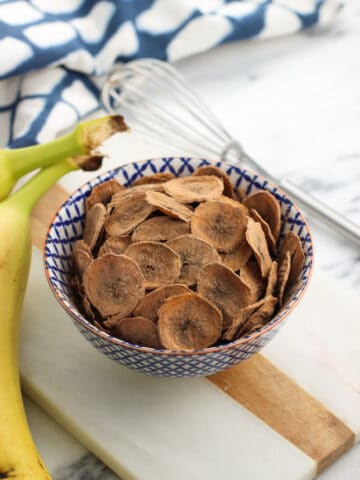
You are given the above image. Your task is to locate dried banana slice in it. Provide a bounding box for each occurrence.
[193,165,234,198]
[197,263,251,330]
[98,236,131,256]
[266,261,278,297]
[250,209,277,255]
[133,284,191,322]
[105,191,154,236]
[72,240,93,279]
[164,175,223,203]
[124,241,181,289]
[191,201,247,252]
[158,292,222,350]
[132,216,190,243]
[220,241,252,272]
[105,316,161,349]
[131,172,175,186]
[245,217,272,278]
[280,231,305,285]
[244,190,281,241]
[167,234,221,286]
[108,184,166,211]
[83,203,106,250]
[82,294,95,321]
[145,190,193,223]
[236,296,278,338]
[217,195,249,216]
[223,298,266,341]
[277,250,291,306]
[83,254,145,317]
[239,261,265,303]
[86,179,124,211]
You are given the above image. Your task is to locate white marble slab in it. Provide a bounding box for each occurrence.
[21,248,315,480]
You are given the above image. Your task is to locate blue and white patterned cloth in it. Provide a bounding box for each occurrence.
[0,0,341,148]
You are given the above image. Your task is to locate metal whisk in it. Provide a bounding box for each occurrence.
[102,58,360,248]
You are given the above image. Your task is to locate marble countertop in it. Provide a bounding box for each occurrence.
[25,1,360,479]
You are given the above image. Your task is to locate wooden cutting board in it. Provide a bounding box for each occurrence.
[21,181,360,480]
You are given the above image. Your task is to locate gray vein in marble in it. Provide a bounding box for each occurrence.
[54,454,118,480]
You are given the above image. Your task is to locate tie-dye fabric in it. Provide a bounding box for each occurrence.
[0,0,341,148]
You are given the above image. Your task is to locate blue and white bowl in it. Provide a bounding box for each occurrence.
[44,157,313,377]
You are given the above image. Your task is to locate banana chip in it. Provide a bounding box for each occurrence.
[125,241,181,289]
[266,261,278,297]
[280,231,305,285]
[132,216,189,243]
[105,191,154,236]
[105,316,161,348]
[145,190,193,223]
[277,250,291,306]
[83,254,145,317]
[197,263,251,330]
[236,296,278,338]
[250,208,277,255]
[72,240,93,279]
[220,241,252,272]
[245,217,272,278]
[158,293,222,350]
[131,172,175,186]
[239,261,265,303]
[85,179,124,211]
[193,165,234,198]
[164,175,223,203]
[223,298,266,341]
[244,190,281,241]
[134,284,191,322]
[98,236,131,256]
[191,201,247,252]
[83,202,106,250]
[167,234,221,286]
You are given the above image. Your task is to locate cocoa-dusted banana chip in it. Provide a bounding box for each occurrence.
[277,250,291,306]
[124,241,181,289]
[245,217,272,278]
[72,240,93,279]
[132,216,190,243]
[82,294,95,321]
[193,165,234,198]
[83,203,106,250]
[197,263,251,330]
[145,190,193,223]
[191,201,247,252]
[131,172,175,186]
[105,316,161,349]
[164,175,223,203]
[133,284,191,322]
[105,191,154,237]
[167,234,221,286]
[236,296,278,338]
[220,241,252,272]
[280,231,305,285]
[266,261,278,297]
[223,298,266,341]
[250,209,277,255]
[244,190,281,241]
[108,184,166,211]
[158,292,222,350]
[85,179,124,211]
[98,236,131,257]
[83,254,145,317]
[239,261,265,303]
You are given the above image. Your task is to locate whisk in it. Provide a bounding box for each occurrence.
[102,58,360,248]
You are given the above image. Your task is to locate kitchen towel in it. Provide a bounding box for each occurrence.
[0,0,341,149]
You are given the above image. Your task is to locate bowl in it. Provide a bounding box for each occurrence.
[44,157,313,377]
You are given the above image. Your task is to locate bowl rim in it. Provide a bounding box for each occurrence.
[43,156,314,356]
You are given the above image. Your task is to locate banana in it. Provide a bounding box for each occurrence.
[0,115,128,478]
[0,115,127,200]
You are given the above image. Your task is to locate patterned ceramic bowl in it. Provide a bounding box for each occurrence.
[44,157,313,377]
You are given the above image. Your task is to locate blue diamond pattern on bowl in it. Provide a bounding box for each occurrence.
[44,157,313,377]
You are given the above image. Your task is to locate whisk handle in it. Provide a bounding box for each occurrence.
[279,178,360,248]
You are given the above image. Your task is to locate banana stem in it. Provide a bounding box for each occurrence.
[0,115,127,201]
[5,158,77,215]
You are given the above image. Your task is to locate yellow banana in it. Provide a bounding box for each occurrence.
[0,115,128,479]
[0,115,127,200]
